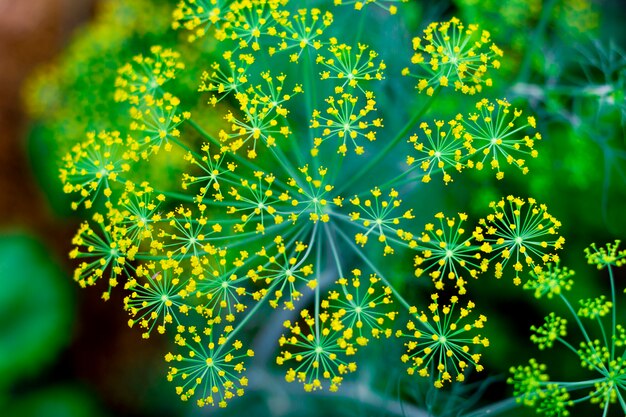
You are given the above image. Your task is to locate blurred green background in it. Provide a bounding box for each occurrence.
[1,0,625,416]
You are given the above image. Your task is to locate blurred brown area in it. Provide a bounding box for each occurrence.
[0,0,92,234]
[0,3,177,416]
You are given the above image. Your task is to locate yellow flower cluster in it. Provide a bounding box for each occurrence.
[166,325,254,407]
[407,98,540,183]
[60,131,131,210]
[115,46,185,103]
[277,308,357,392]
[348,187,415,255]
[318,42,386,90]
[59,0,564,408]
[397,294,488,387]
[414,212,488,294]
[323,269,397,346]
[478,196,565,285]
[403,17,503,96]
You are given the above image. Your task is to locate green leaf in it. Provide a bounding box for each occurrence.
[0,233,74,388]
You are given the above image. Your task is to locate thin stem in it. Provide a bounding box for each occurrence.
[169,136,203,161]
[368,167,417,194]
[269,145,300,181]
[597,314,609,357]
[560,293,594,346]
[314,225,322,341]
[557,336,585,358]
[353,8,367,45]
[609,265,617,361]
[303,47,318,171]
[215,223,314,354]
[516,0,558,84]
[560,293,606,374]
[463,397,520,417]
[246,369,430,417]
[616,387,626,413]
[602,393,610,417]
[187,118,220,146]
[324,223,345,278]
[215,288,270,356]
[554,378,605,389]
[323,222,355,305]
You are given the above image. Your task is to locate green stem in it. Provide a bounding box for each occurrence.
[557,336,584,358]
[215,223,314,355]
[516,0,558,84]
[615,387,626,413]
[602,393,610,417]
[596,314,609,358]
[315,226,322,341]
[560,293,594,346]
[247,369,430,417]
[323,222,355,304]
[303,47,318,171]
[560,293,607,374]
[338,89,439,194]
[169,136,202,160]
[324,223,345,278]
[269,145,299,181]
[553,378,604,389]
[463,397,520,417]
[187,118,220,146]
[354,8,367,45]
[367,167,416,193]
[609,265,617,361]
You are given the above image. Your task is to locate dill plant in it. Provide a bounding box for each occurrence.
[509,241,626,416]
[53,0,569,411]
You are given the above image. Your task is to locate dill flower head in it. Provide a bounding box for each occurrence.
[310,90,382,156]
[318,42,386,90]
[406,118,465,184]
[478,196,564,285]
[124,266,192,338]
[323,269,397,346]
[69,212,129,300]
[405,100,541,184]
[462,98,540,180]
[584,240,626,269]
[166,325,254,407]
[529,312,567,350]
[414,212,488,294]
[277,308,357,392]
[115,46,185,103]
[508,359,550,407]
[348,187,414,255]
[523,262,574,299]
[403,17,503,96]
[396,294,488,387]
[57,0,559,408]
[253,236,317,310]
[60,131,132,210]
